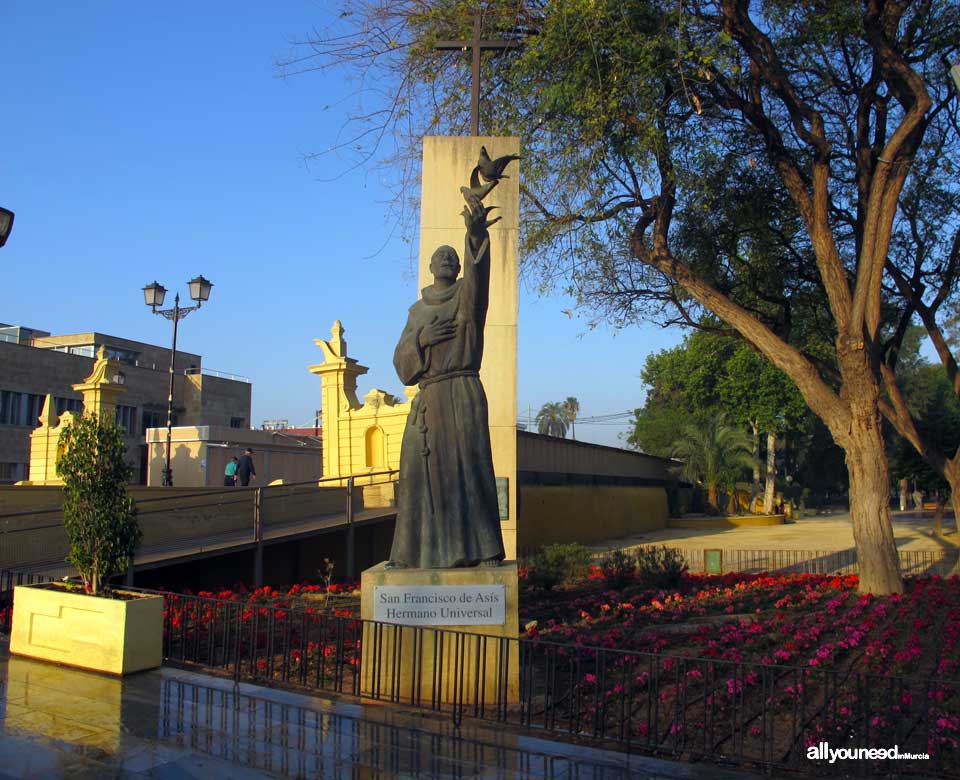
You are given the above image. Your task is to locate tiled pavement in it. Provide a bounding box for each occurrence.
[0,644,761,780]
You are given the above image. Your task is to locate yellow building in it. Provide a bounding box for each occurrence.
[311,321,678,552]
[309,321,415,482]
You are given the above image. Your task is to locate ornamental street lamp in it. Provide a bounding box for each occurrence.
[0,208,14,248]
[142,275,213,486]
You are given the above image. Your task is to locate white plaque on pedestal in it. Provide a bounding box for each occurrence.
[373,584,506,626]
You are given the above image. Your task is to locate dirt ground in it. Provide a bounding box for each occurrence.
[587,509,958,554]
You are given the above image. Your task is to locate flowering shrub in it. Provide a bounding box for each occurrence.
[635,545,688,588]
[521,543,593,591]
[596,548,636,588]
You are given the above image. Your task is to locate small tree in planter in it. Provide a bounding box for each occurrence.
[11,412,160,675]
[56,413,141,594]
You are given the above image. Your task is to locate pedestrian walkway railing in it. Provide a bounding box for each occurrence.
[0,470,398,578]
[115,588,957,779]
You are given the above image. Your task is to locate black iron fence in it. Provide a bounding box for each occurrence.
[622,546,959,578]
[142,589,956,778]
[0,568,56,633]
[1,581,956,776]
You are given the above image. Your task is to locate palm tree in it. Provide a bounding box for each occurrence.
[671,414,756,513]
[536,401,569,438]
[563,397,580,440]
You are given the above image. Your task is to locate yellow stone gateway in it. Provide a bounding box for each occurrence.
[309,319,415,483]
[23,346,127,485]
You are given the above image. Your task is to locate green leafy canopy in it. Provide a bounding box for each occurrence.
[56,414,141,596]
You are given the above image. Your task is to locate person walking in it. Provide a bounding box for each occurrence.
[223,456,239,487]
[237,448,256,487]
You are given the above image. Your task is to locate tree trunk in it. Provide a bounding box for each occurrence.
[933,492,944,537]
[750,421,761,511]
[949,486,960,575]
[707,481,719,512]
[946,457,960,536]
[763,432,776,514]
[727,489,739,515]
[843,413,903,595]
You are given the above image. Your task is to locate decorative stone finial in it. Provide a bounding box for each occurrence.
[331,320,347,358]
[38,394,58,429]
[73,346,127,417]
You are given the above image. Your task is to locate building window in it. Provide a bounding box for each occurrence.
[51,344,96,357]
[105,346,139,365]
[141,409,166,431]
[0,391,50,427]
[54,396,83,416]
[116,405,137,435]
[0,391,48,427]
[230,417,245,429]
[0,390,22,425]
[0,462,27,483]
[23,393,44,427]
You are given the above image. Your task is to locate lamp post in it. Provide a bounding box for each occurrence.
[0,208,14,248]
[142,276,213,486]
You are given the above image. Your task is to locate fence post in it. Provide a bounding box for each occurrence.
[254,488,263,587]
[346,476,355,580]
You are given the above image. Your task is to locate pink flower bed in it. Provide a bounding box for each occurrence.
[519,571,960,763]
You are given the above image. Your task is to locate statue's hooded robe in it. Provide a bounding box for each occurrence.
[391,233,506,568]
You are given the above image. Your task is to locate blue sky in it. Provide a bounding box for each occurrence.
[1,1,683,446]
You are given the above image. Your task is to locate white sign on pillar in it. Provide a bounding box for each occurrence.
[418,136,520,560]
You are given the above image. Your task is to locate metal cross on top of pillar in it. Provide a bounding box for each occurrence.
[435,13,522,137]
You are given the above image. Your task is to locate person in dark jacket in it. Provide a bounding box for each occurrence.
[237,448,256,486]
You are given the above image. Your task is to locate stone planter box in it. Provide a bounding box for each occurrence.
[9,583,163,675]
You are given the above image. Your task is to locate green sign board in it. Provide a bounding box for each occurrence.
[704,549,723,574]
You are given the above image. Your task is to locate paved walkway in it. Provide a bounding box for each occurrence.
[0,643,760,780]
[586,510,958,555]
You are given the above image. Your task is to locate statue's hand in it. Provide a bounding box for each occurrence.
[419,316,457,348]
[462,190,486,235]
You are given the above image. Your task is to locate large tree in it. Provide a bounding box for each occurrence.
[878,125,960,529]
[293,2,958,593]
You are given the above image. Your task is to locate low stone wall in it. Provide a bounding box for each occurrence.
[517,485,668,551]
[667,514,786,529]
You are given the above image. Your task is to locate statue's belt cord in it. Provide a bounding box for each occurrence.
[418,369,479,389]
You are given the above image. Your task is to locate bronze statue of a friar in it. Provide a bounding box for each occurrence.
[388,147,519,569]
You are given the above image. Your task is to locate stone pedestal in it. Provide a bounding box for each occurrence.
[360,561,520,707]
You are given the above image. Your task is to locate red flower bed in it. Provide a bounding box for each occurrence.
[161,580,361,692]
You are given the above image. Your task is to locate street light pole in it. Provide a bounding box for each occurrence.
[162,294,183,487]
[143,276,213,487]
